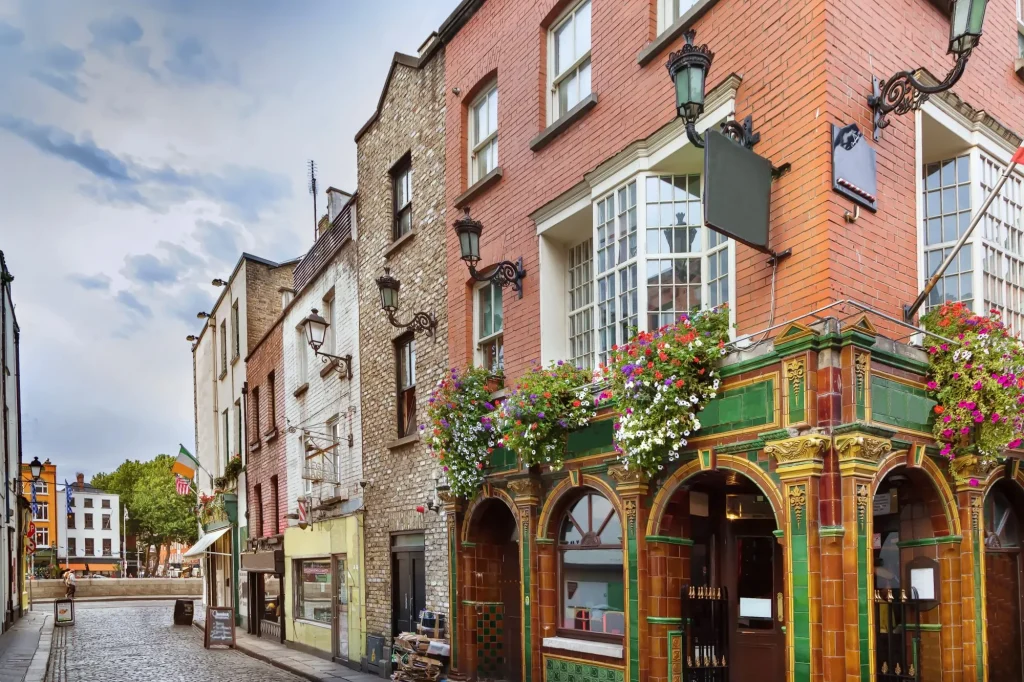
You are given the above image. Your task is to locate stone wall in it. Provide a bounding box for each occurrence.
[355,45,449,637]
[30,578,202,600]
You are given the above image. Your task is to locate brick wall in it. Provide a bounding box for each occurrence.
[356,46,450,637]
[441,0,1024,381]
[246,318,287,539]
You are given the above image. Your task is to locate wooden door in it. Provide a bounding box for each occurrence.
[392,550,425,636]
[333,555,349,660]
[727,520,785,682]
[500,541,522,682]
[985,549,1023,681]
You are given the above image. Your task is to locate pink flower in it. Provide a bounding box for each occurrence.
[940,443,952,456]
[973,381,983,391]
[961,427,971,435]
[928,346,938,354]
[941,429,953,439]
[927,381,938,391]
[969,478,979,488]
[942,415,953,423]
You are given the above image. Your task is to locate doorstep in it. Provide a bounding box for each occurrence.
[193,604,378,682]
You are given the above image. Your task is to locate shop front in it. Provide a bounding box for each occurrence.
[186,492,240,623]
[242,535,285,642]
[443,319,1005,682]
[283,511,365,665]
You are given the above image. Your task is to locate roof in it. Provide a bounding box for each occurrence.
[354,45,443,143]
[437,0,486,43]
[70,484,112,495]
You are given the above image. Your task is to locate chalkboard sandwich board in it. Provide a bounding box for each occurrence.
[204,607,236,649]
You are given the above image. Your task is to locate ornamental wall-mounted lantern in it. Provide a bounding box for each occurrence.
[666,30,760,150]
[301,308,353,378]
[28,456,42,481]
[868,0,988,139]
[374,268,437,336]
[453,208,527,298]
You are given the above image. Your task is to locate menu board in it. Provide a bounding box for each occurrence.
[204,607,236,649]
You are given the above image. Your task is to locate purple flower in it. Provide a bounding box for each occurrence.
[973,381,983,391]
[440,418,450,428]
[927,381,938,390]
[558,420,568,428]
[484,402,495,411]
[538,412,546,419]
[613,422,622,431]
[557,360,564,366]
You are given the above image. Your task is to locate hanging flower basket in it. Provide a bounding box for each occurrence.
[224,454,244,481]
[604,306,730,476]
[495,361,604,470]
[921,302,1024,482]
[422,366,501,499]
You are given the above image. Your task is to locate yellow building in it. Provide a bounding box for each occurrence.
[21,460,58,576]
[283,513,365,664]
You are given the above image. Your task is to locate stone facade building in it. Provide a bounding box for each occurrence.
[354,34,450,647]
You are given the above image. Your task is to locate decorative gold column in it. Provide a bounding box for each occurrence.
[834,430,892,682]
[508,477,542,682]
[608,465,650,682]
[764,435,828,682]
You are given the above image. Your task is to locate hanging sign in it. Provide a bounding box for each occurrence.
[204,607,236,649]
[831,123,878,212]
[27,522,35,537]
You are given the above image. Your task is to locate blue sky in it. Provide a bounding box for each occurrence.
[0,0,456,480]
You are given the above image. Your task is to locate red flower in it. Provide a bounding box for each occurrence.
[658,352,668,361]
[543,392,552,398]
[934,406,945,414]
[655,371,663,380]
[647,361,654,368]
[572,400,581,407]
[476,461,484,470]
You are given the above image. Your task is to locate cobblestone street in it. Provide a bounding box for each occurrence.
[44,602,302,682]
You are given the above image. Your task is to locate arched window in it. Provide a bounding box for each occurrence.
[985,487,1021,548]
[558,492,624,640]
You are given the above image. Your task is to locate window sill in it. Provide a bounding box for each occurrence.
[387,433,420,450]
[384,229,417,259]
[530,93,598,152]
[231,354,240,366]
[249,441,262,453]
[489,387,508,401]
[320,359,339,378]
[542,636,623,659]
[1016,57,1024,81]
[293,382,310,398]
[637,0,719,66]
[219,369,228,381]
[454,167,503,209]
[294,618,331,630]
[263,428,279,444]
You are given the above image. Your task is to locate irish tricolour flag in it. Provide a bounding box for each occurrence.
[172,444,199,480]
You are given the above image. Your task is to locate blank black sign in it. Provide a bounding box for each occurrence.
[703,129,772,253]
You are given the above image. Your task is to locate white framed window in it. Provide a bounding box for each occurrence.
[35,528,49,548]
[393,158,413,240]
[596,181,638,366]
[322,293,335,355]
[33,502,48,521]
[469,84,498,184]
[980,153,1024,332]
[232,300,240,359]
[921,155,974,315]
[235,400,243,457]
[32,480,47,495]
[659,0,700,33]
[549,0,591,122]
[220,320,228,373]
[222,409,230,471]
[329,419,342,495]
[475,282,504,373]
[568,239,595,370]
[296,328,309,385]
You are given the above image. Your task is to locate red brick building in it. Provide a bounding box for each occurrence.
[432,0,1024,681]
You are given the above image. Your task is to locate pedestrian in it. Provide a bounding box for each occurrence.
[64,569,76,599]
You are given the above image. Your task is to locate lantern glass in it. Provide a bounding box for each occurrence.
[28,456,43,481]
[379,281,399,312]
[673,63,705,121]
[303,309,329,352]
[949,0,987,55]
[459,229,480,264]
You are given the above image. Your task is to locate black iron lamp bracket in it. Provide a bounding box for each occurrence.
[316,351,353,379]
[468,257,527,299]
[386,309,438,337]
[685,114,760,150]
[868,52,970,140]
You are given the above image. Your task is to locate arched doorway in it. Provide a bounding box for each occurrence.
[658,470,785,682]
[983,479,1024,681]
[872,467,951,681]
[464,498,521,682]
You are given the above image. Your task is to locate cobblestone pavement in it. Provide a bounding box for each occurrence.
[45,601,302,682]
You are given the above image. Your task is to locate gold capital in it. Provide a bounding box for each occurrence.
[836,433,892,463]
[950,454,998,487]
[507,477,542,502]
[764,435,827,465]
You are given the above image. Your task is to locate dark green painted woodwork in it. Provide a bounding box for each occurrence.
[523,518,532,682]
[870,375,934,433]
[790,493,811,682]
[488,446,518,473]
[700,378,775,436]
[789,374,806,424]
[544,656,624,682]
[475,603,505,678]
[566,420,615,460]
[449,523,458,663]
[857,498,870,682]
[973,525,984,682]
[627,517,640,682]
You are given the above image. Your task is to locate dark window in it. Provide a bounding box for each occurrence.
[267,372,276,430]
[396,334,416,438]
[251,387,260,443]
[253,484,263,538]
[67,512,75,529]
[84,498,93,508]
[392,155,413,240]
[232,301,241,358]
[101,499,110,509]
[271,476,280,537]
[102,515,111,530]
[70,498,75,507]
[85,513,93,529]
[557,492,624,641]
[103,539,112,556]
[68,538,76,556]
[85,538,94,555]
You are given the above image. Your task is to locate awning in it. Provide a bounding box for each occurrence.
[183,526,230,558]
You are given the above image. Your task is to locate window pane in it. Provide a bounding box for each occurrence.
[493,285,504,333]
[579,59,592,101]
[555,20,573,76]
[479,286,492,338]
[562,549,624,634]
[474,100,485,145]
[488,89,498,135]
[297,560,332,623]
[575,1,591,56]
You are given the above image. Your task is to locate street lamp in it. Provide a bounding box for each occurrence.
[185,335,197,342]
[301,309,353,378]
[666,30,760,150]
[211,278,228,287]
[28,457,42,481]
[868,0,988,139]
[374,268,437,336]
[453,208,527,298]
[196,312,210,320]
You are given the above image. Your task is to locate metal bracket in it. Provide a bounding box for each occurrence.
[771,163,792,180]
[766,248,792,267]
[317,352,353,379]
[468,257,527,299]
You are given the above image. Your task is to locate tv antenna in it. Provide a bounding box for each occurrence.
[308,160,318,238]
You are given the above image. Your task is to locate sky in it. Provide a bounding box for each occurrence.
[0,0,457,481]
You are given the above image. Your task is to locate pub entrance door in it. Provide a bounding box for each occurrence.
[391,533,425,636]
[984,482,1024,681]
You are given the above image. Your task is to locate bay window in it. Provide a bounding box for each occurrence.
[469,84,498,184]
[568,239,595,370]
[980,154,1024,331]
[922,155,974,315]
[549,0,591,122]
[596,181,638,366]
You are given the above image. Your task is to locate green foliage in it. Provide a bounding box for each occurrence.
[224,454,243,481]
[495,362,601,470]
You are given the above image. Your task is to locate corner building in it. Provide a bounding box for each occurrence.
[435,1,1024,682]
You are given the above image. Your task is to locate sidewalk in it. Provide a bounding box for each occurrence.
[0,611,52,682]
[193,603,381,682]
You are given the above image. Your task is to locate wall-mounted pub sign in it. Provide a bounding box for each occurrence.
[832,123,878,212]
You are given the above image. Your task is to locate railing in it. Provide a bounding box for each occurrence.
[302,456,340,485]
[681,584,730,682]
[874,588,922,681]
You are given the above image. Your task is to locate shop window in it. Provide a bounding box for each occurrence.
[475,282,504,373]
[558,492,624,640]
[294,559,332,624]
[469,84,498,184]
[548,0,591,122]
[396,334,417,438]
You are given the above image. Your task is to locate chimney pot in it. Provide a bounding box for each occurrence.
[76,473,84,488]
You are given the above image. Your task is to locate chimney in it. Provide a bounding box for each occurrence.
[325,187,353,224]
[76,473,84,489]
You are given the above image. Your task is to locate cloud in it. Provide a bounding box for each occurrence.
[165,285,215,325]
[68,273,111,291]
[29,44,86,101]
[0,21,24,48]
[193,220,243,263]
[0,114,290,220]
[88,15,144,48]
[164,36,238,86]
[115,290,152,318]
[122,253,179,285]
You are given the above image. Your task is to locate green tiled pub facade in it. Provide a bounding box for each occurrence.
[442,319,1018,682]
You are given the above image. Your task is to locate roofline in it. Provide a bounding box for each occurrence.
[437,0,486,43]
[354,42,444,143]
